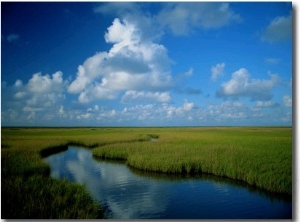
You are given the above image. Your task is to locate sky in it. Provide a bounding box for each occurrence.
[1,2,293,126]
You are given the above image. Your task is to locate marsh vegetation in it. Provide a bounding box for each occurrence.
[1,127,292,218]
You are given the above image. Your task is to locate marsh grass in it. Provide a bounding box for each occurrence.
[1,127,292,219]
[93,127,292,195]
[2,175,102,219]
[1,127,157,218]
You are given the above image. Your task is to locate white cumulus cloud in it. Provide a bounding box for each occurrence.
[27,71,65,94]
[165,100,195,118]
[105,18,138,45]
[68,18,173,104]
[2,71,68,125]
[216,68,280,101]
[68,52,107,94]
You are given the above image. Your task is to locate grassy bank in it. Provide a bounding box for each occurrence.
[1,127,152,219]
[1,127,292,218]
[92,127,292,195]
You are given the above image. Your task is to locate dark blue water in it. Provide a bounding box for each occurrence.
[44,146,292,219]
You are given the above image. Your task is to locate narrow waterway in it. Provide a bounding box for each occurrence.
[44,146,292,219]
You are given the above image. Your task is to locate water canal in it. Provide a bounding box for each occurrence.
[44,146,292,219]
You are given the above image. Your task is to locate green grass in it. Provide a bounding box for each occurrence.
[1,127,154,219]
[92,127,292,195]
[2,175,103,219]
[1,127,292,218]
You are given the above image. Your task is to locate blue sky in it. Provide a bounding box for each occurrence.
[1,2,293,126]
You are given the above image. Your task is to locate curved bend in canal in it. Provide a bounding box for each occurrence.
[44,146,292,219]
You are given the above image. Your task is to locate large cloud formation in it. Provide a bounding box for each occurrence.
[69,2,242,104]
[1,3,292,126]
[68,18,173,103]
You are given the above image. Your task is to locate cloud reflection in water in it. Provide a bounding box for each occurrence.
[44,146,292,219]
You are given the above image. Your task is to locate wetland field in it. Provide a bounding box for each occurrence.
[1,127,292,219]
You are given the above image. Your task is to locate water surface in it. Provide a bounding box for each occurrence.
[44,146,292,219]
